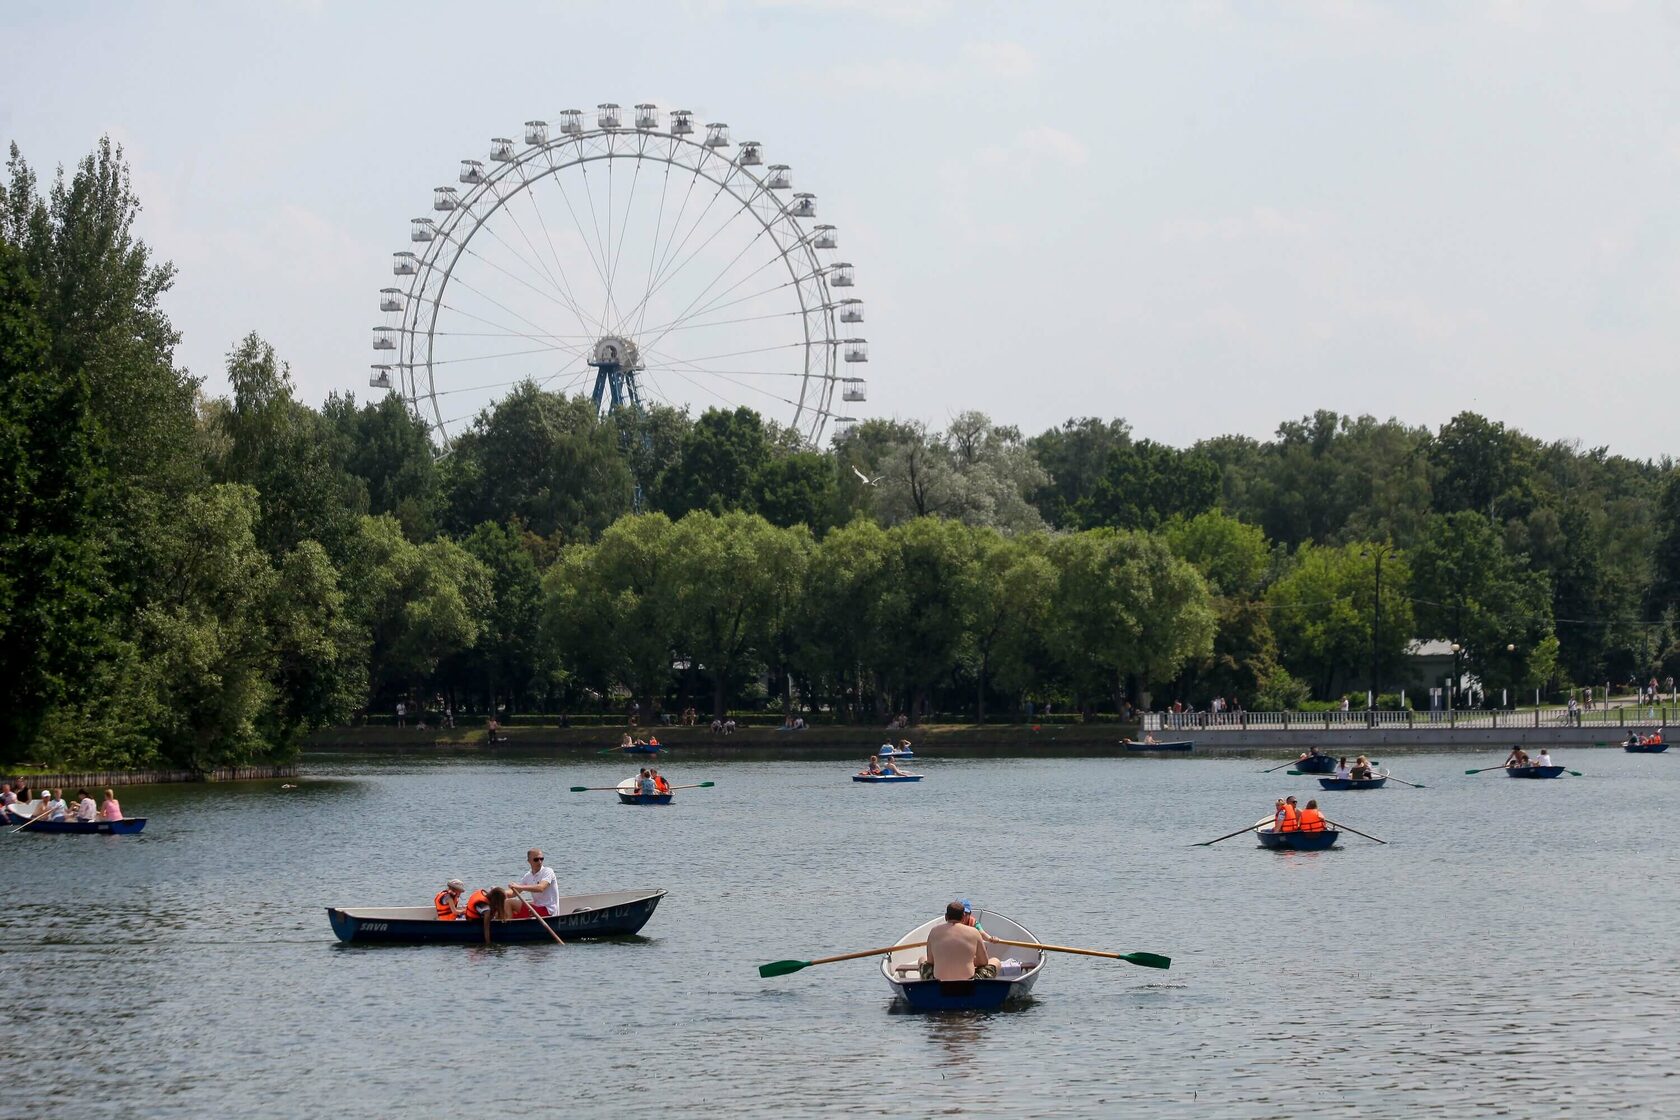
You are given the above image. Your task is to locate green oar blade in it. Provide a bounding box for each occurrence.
[569,786,591,792]
[699,781,715,787]
[1119,952,1172,970]
[1286,770,1304,775]
[757,959,811,978]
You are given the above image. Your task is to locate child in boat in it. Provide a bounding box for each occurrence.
[860,757,883,775]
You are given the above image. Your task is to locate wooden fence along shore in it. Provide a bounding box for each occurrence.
[10,764,299,789]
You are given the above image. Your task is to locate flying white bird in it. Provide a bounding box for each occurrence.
[851,465,882,486]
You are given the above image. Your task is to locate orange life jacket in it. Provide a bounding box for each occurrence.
[1280,805,1301,832]
[1297,807,1325,832]
[654,775,670,794]
[463,889,492,920]
[434,888,460,920]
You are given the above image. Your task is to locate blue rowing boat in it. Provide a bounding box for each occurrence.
[1316,777,1387,791]
[882,909,1044,1011]
[9,817,146,835]
[1122,740,1193,751]
[853,773,922,783]
[1624,741,1668,753]
[1506,765,1566,779]
[615,778,674,805]
[878,745,915,760]
[1292,754,1337,774]
[1254,816,1339,850]
[327,888,666,944]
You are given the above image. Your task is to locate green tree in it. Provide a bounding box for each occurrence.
[456,521,549,711]
[444,382,632,541]
[1048,529,1215,711]
[874,517,982,718]
[967,531,1055,720]
[322,390,440,539]
[1161,511,1273,597]
[543,513,679,711]
[1265,542,1414,699]
[1070,440,1219,531]
[342,515,492,702]
[656,406,770,517]
[1410,511,1553,697]
[1430,412,1538,522]
[265,540,366,750]
[792,517,897,719]
[1026,417,1133,529]
[752,450,839,531]
[669,511,810,718]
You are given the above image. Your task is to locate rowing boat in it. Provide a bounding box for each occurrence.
[881,908,1044,1011]
[10,816,146,835]
[1316,777,1387,791]
[616,778,674,805]
[327,888,666,944]
[1122,740,1193,751]
[1253,815,1339,851]
[1505,765,1566,778]
[1292,754,1337,774]
[853,773,922,783]
[1624,741,1668,753]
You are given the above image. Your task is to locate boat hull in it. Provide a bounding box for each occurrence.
[877,748,915,759]
[1316,777,1387,791]
[8,816,145,835]
[1506,765,1566,778]
[617,792,674,805]
[1257,827,1339,850]
[882,909,1044,1011]
[1292,755,1338,774]
[1624,743,1668,753]
[1124,741,1193,751]
[853,774,922,783]
[327,889,666,944]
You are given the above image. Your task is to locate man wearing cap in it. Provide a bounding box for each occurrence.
[905,900,999,981]
[508,849,559,918]
[434,879,466,920]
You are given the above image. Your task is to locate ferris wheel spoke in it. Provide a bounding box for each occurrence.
[433,281,591,363]
[637,248,803,358]
[638,308,807,336]
[428,342,585,367]
[511,166,605,336]
[603,154,646,330]
[628,162,750,334]
[444,226,602,332]
[629,222,782,354]
[637,148,709,320]
[577,164,622,325]
[634,279,802,338]
[632,155,678,341]
[656,365,809,413]
[616,202,772,344]
[541,158,615,298]
[448,198,582,317]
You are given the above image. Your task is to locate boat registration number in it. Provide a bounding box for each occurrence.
[362,922,388,931]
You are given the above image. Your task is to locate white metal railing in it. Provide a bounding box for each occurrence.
[1140,706,1677,732]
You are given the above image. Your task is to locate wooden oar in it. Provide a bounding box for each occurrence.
[1259,758,1304,774]
[1381,774,1427,788]
[1325,819,1387,844]
[984,937,1171,970]
[568,781,714,792]
[8,805,49,834]
[758,941,927,978]
[1195,822,1262,847]
[514,900,565,945]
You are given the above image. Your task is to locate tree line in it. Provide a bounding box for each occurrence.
[5,139,1680,769]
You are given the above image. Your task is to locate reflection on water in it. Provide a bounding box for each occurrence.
[2,750,1679,1118]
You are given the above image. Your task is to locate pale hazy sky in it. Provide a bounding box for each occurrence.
[4,1,1678,457]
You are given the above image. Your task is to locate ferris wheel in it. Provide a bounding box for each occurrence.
[371,103,868,450]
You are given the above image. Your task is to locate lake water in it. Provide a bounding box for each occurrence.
[3,747,1677,1118]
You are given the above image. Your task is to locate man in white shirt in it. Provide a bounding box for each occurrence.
[45,790,68,821]
[509,849,560,918]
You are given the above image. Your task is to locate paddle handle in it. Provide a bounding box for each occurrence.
[1325,819,1388,844]
[810,941,926,966]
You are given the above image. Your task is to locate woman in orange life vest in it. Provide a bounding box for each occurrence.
[1278,796,1302,832]
[652,769,671,795]
[1297,800,1327,832]
[463,886,511,922]
[434,878,467,920]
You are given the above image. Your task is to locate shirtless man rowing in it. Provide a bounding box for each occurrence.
[896,900,1000,980]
